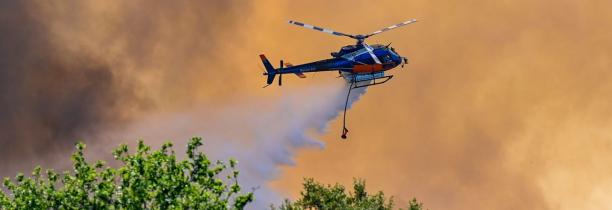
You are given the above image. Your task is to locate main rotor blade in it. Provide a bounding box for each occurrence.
[288,20,354,38]
[366,19,417,38]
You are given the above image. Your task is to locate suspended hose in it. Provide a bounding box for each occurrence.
[341,80,356,139]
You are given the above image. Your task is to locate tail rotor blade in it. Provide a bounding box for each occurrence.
[278,60,283,86]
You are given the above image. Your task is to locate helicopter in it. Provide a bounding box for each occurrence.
[259,19,417,139]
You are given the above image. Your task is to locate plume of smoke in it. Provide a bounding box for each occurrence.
[93,82,368,209]
[0,0,252,176]
[0,1,136,175]
[0,2,370,206]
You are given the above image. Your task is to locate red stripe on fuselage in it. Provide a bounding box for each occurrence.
[352,64,384,73]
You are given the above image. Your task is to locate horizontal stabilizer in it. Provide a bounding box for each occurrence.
[294,72,306,78]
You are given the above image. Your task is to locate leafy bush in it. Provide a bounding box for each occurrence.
[0,137,253,209]
[271,178,424,210]
[1,137,426,210]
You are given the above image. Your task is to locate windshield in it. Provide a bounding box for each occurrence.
[389,47,399,56]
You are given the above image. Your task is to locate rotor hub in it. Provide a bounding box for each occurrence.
[353,35,366,45]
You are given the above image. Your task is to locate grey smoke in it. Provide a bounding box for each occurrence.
[0,1,370,208]
[0,0,134,175]
[95,82,368,209]
[0,0,251,176]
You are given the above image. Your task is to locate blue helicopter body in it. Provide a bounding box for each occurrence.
[260,19,416,87]
[259,19,417,139]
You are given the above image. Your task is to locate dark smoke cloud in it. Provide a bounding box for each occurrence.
[0,0,253,176]
[0,1,133,174]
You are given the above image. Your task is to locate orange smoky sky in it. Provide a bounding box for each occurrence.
[2,0,612,209]
[269,1,612,209]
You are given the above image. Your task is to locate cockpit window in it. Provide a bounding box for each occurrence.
[382,55,391,62]
[388,47,399,57]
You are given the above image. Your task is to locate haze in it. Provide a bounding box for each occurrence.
[1,1,612,209]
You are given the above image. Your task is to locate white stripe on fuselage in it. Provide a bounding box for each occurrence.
[340,47,381,64]
[340,45,382,64]
[363,44,382,64]
[340,48,368,61]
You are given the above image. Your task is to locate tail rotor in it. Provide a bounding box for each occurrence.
[278,60,283,86]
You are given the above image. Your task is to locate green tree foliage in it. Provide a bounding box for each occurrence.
[271,178,425,210]
[0,137,253,209]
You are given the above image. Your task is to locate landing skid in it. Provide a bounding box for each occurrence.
[341,74,393,139]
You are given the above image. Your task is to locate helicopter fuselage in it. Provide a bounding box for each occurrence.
[272,44,405,76]
[260,18,416,139]
[261,18,416,86]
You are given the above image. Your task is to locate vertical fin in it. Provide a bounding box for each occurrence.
[259,54,276,84]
